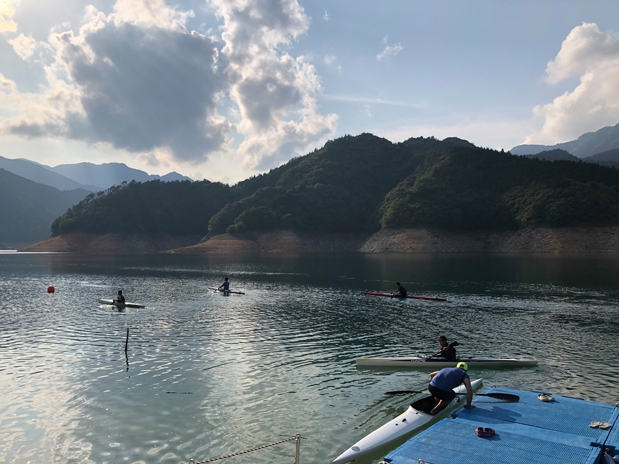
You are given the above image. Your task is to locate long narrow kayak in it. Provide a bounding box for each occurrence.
[98,299,145,308]
[362,291,446,302]
[332,378,483,464]
[356,356,538,368]
[208,287,245,295]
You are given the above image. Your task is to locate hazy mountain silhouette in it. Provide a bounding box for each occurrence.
[51,162,193,190]
[524,149,580,162]
[0,156,100,191]
[511,122,619,157]
[0,168,90,248]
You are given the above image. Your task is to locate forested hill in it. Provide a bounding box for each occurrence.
[50,134,619,239]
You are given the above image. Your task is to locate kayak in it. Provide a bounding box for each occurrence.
[208,287,245,295]
[98,299,145,308]
[362,291,446,302]
[332,378,483,464]
[356,356,538,368]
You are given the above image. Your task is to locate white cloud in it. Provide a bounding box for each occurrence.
[0,0,18,33]
[0,72,16,91]
[324,54,336,65]
[377,36,402,61]
[323,10,328,21]
[212,0,337,169]
[8,33,38,60]
[525,23,619,144]
[0,0,229,165]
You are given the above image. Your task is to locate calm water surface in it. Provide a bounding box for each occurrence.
[1,252,619,463]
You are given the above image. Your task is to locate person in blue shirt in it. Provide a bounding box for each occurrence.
[218,277,230,293]
[428,362,475,415]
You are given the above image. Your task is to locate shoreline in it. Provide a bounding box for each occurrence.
[18,226,619,254]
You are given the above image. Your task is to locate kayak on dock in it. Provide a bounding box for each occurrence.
[362,291,446,302]
[356,356,538,368]
[98,299,145,308]
[208,287,245,295]
[333,378,483,464]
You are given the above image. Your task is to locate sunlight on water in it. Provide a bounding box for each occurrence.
[1,253,619,463]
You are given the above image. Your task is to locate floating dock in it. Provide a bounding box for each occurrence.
[382,387,619,464]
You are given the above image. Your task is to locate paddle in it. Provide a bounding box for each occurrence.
[427,341,459,358]
[384,390,519,402]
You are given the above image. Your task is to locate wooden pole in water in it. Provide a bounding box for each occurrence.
[125,328,129,353]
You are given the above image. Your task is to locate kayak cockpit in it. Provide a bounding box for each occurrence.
[410,395,436,414]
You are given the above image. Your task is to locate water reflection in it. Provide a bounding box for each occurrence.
[0,253,618,463]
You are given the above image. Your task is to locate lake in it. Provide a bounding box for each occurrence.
[1,252,619,464]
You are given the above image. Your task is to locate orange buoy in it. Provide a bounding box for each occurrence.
[47,286,55,293]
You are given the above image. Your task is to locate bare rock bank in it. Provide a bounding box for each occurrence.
[167,230,368,254]
[20,233,203,253]
[21,226,619,253]
[360,227,619,253]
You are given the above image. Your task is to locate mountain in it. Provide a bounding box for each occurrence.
[582,148,619,168]
[0,168,90,248]
[0,155,100,191]
[510,122,619,157]
[524,149,580,162]
[51,180,234,236]
[48,134,619,244]
[51,162,193,190]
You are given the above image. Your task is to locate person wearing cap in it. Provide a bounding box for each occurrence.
[392,282,407,297]
[431,335,457,361]
[428,362,475,415]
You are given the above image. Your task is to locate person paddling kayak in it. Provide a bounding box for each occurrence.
[218,277,230,293]
[430,335,457,361]
[113,290,126,305]
[428,362,475,415]
[392,282,407,297]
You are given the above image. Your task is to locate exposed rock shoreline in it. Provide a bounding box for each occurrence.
[19,226,619,253]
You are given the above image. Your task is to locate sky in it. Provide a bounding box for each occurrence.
[1,0,619,184]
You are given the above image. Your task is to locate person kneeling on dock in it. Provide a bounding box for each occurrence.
[428,362,475,415]
[392,282,407,297]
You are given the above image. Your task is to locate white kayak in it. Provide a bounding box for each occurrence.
[356,357,538,368]
[208,287,245,295]
[98,299,145,308]
[332,378,483,464]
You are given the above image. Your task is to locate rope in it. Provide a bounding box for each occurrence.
[189,435,301,463]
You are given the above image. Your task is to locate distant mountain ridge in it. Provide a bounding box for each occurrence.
[0,156,100,191]
[50,162,192,190]
[0,156,193,191]
[511,122,619,157]
[0,168,89,248]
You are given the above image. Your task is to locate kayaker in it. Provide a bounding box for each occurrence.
[218,277,230,293]
[428,362,475,415]
[430,335,457,361]
[392,282,407,297]
[113,290,126,304]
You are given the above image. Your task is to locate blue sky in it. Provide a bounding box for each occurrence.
[1,0,619,184]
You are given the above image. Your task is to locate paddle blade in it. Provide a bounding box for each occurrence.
[456,392,519,402]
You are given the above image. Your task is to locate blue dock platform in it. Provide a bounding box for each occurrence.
[382,388,619,464]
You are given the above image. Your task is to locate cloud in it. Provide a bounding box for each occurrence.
[0,72,16,91]
[0,0,18,32]
[0,0,337,171]
[525,23,619,144]
[1,0,229,163]
[212,0,337,169]
[377,36,403,61]
[324,10,329,21]
[8,33,38,60]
